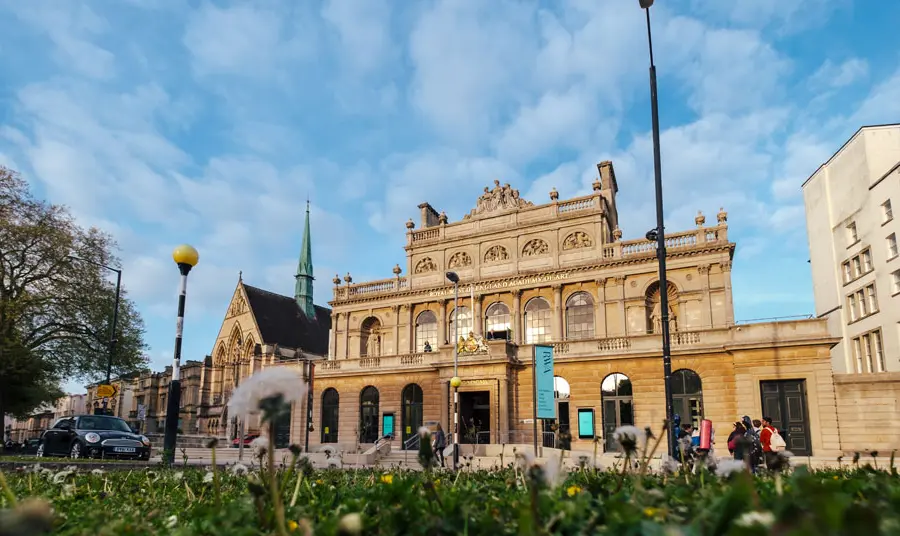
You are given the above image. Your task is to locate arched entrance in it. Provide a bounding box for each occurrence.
[321,388,339,443]
[671,369,703,429]
[542,376,571,448]
[401,383,424,447]
[359,386,379,443]
[601,373,634,452]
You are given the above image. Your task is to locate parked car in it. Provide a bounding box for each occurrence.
[37,415,151,460]
[232,433,260,448]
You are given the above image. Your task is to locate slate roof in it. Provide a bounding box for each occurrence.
[242,284,331,356]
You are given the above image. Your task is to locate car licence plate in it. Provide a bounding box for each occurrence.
[114,447,136,453]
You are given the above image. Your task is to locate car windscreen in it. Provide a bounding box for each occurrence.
[77,416,132,432]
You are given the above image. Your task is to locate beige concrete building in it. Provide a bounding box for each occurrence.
[802,124,900,451]
[312,162,842,457]
[803,123,900,374]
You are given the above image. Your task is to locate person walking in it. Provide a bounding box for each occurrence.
[727,421,747,460]
[432,423,446,468]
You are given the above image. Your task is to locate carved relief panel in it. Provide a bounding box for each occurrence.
[521,238,549,257]
[414,257,438,274]
[562,231,593,250]
[483,245,509,263]
[448,251,472,268]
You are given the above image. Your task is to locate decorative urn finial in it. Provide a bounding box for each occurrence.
[332,274,341,286]
[406,218,415,230]
[717,207,727,224]
[612,226,623,241]
[549,187,559,201]
[439,211,448,224]
[592,177,602,191]
[695,210,705,227]
[392,264,402,276]
[343,272,352,285]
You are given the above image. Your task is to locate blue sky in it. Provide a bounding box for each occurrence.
[1,0,898,393]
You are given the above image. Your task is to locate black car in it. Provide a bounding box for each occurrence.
[37,415,151,460]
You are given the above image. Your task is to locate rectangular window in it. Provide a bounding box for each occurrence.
[857,289,868,316]
[863,333,874,373]
[847,222,858,244]
[873,330,885,372]
[866,284,878,313]
[884,200,893,223]
[853,257,862,277]
[889,233,899,259]
[848,294,858,321]
[853,337,863,373]
[862,249,873,272]
[843,261,852,283]
[893,270,900,294]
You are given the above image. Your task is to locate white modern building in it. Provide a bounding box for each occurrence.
[803,123,900,373]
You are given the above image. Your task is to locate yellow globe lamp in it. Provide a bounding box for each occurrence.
[450,376,461,389]
[172,244,199,267]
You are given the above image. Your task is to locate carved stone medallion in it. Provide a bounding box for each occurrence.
[562,231,593,250]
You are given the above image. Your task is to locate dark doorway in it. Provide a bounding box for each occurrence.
[760,380,812,456]
[601,373,634,452]
[274,409,291,449]
[671,369,703,429]
[459,391,491,444]
[401,384,424,448]
[359,386,380,443]
[321,388,339,443]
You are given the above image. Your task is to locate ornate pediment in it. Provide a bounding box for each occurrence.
[463,180,533,220]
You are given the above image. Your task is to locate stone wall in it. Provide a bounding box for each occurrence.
[834,372,900,452]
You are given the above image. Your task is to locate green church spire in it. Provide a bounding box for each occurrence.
[295,200,315,319]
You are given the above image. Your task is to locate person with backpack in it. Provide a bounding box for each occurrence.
[432,423,446,468]
[759,416,786,469]
[742,415,763,472]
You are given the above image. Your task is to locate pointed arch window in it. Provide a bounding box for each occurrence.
[565,292,594,340]
[524,297,552,343]
[415,311,438,352]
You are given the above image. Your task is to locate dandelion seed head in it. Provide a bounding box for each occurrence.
[736,511,775,528]
[715,459,746,477]
[227,367,307,416]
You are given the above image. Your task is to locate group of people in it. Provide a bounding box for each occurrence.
[672,415,788,472]
[725,415,787,471]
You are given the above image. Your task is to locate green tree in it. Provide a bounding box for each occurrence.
[0,166,149,425]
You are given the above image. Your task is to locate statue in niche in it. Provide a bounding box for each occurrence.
[365,331,381,357]
[484,245,509,263]
[522,239,549,256]
[649,301,678,334]
[562,231,593,250]
[448,251,472,268]
[415,257,437,273]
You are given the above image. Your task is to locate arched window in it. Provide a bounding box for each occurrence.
[600,373,634,452]
[321,388,339,443]
[565,292,594,340]
[524,297,552,344]
[359,386,380,443]
[401,383,424,447]
[671,369,703,429]
[360,317,382,357]
[484,302,510,339]
[448,306,473,343]
[415,311,438,353]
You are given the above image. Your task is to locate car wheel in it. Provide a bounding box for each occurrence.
[69,442,82,459]
[36,443,45,457]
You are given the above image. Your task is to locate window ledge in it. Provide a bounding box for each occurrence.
[883,218,893,227]
[847,239,861,250]
[889,254,899,263]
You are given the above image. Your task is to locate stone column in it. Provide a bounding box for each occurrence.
[439,299,448,345]
[552,284,563,341]
[498,375,510,444]
[392,305,400,355]
[595,278,607,338]
[698,265,712,329]
[331,313,339,359]
[512,290,522,344]
[440,380,450,436]
[474,295,483,336]
[344,312,350,359]
[407,305,415,353]
[614,276,626,336]
[720,261,734,326]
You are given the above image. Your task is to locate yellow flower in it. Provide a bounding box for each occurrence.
[644,507,658,518]
[288,520,299,531]
[566,485,582,497]
[315,479,324,485]
[380,474,393,484]
[833,475,840,480]
[434,479,440,486]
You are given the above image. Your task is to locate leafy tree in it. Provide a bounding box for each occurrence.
[0,166,149,425]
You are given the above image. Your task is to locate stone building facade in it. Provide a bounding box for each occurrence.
[311,161,842,457]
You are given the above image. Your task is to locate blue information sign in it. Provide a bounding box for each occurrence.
[534,345,555,419]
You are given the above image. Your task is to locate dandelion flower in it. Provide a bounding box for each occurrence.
[288,520,299,531]
[229,463,249,475]
[735,511,775,528]
[380,474,393,484]
[90,469,105,476]
[418,426,431,437]
[202,471,214,483]
[338,513,363,535]
[566,485,582,497]
[715,459,746,477]
[166,515,178,529]
[227,367,308,416]
[327,459,343,469]
[251,436,269,457]
[613,425,648,453]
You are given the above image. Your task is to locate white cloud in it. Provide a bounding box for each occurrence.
[809,58,869,90]
[321,0,393,76]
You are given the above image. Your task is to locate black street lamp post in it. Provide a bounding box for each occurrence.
[68,255,122,416]
[639,0,676,456]
[445,271,461,471]
[163,244,199,464]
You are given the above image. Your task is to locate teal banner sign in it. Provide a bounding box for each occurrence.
[534,345,555,419]
[382,413,394,437]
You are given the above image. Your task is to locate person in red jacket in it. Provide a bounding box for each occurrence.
[759,416,777,469]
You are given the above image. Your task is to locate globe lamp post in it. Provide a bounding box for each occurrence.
[445,271,461,470]
[162,244,199,464]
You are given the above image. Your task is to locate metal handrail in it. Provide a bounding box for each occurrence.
[403,434,421,464]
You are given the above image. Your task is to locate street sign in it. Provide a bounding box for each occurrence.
[96,384,117,398]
